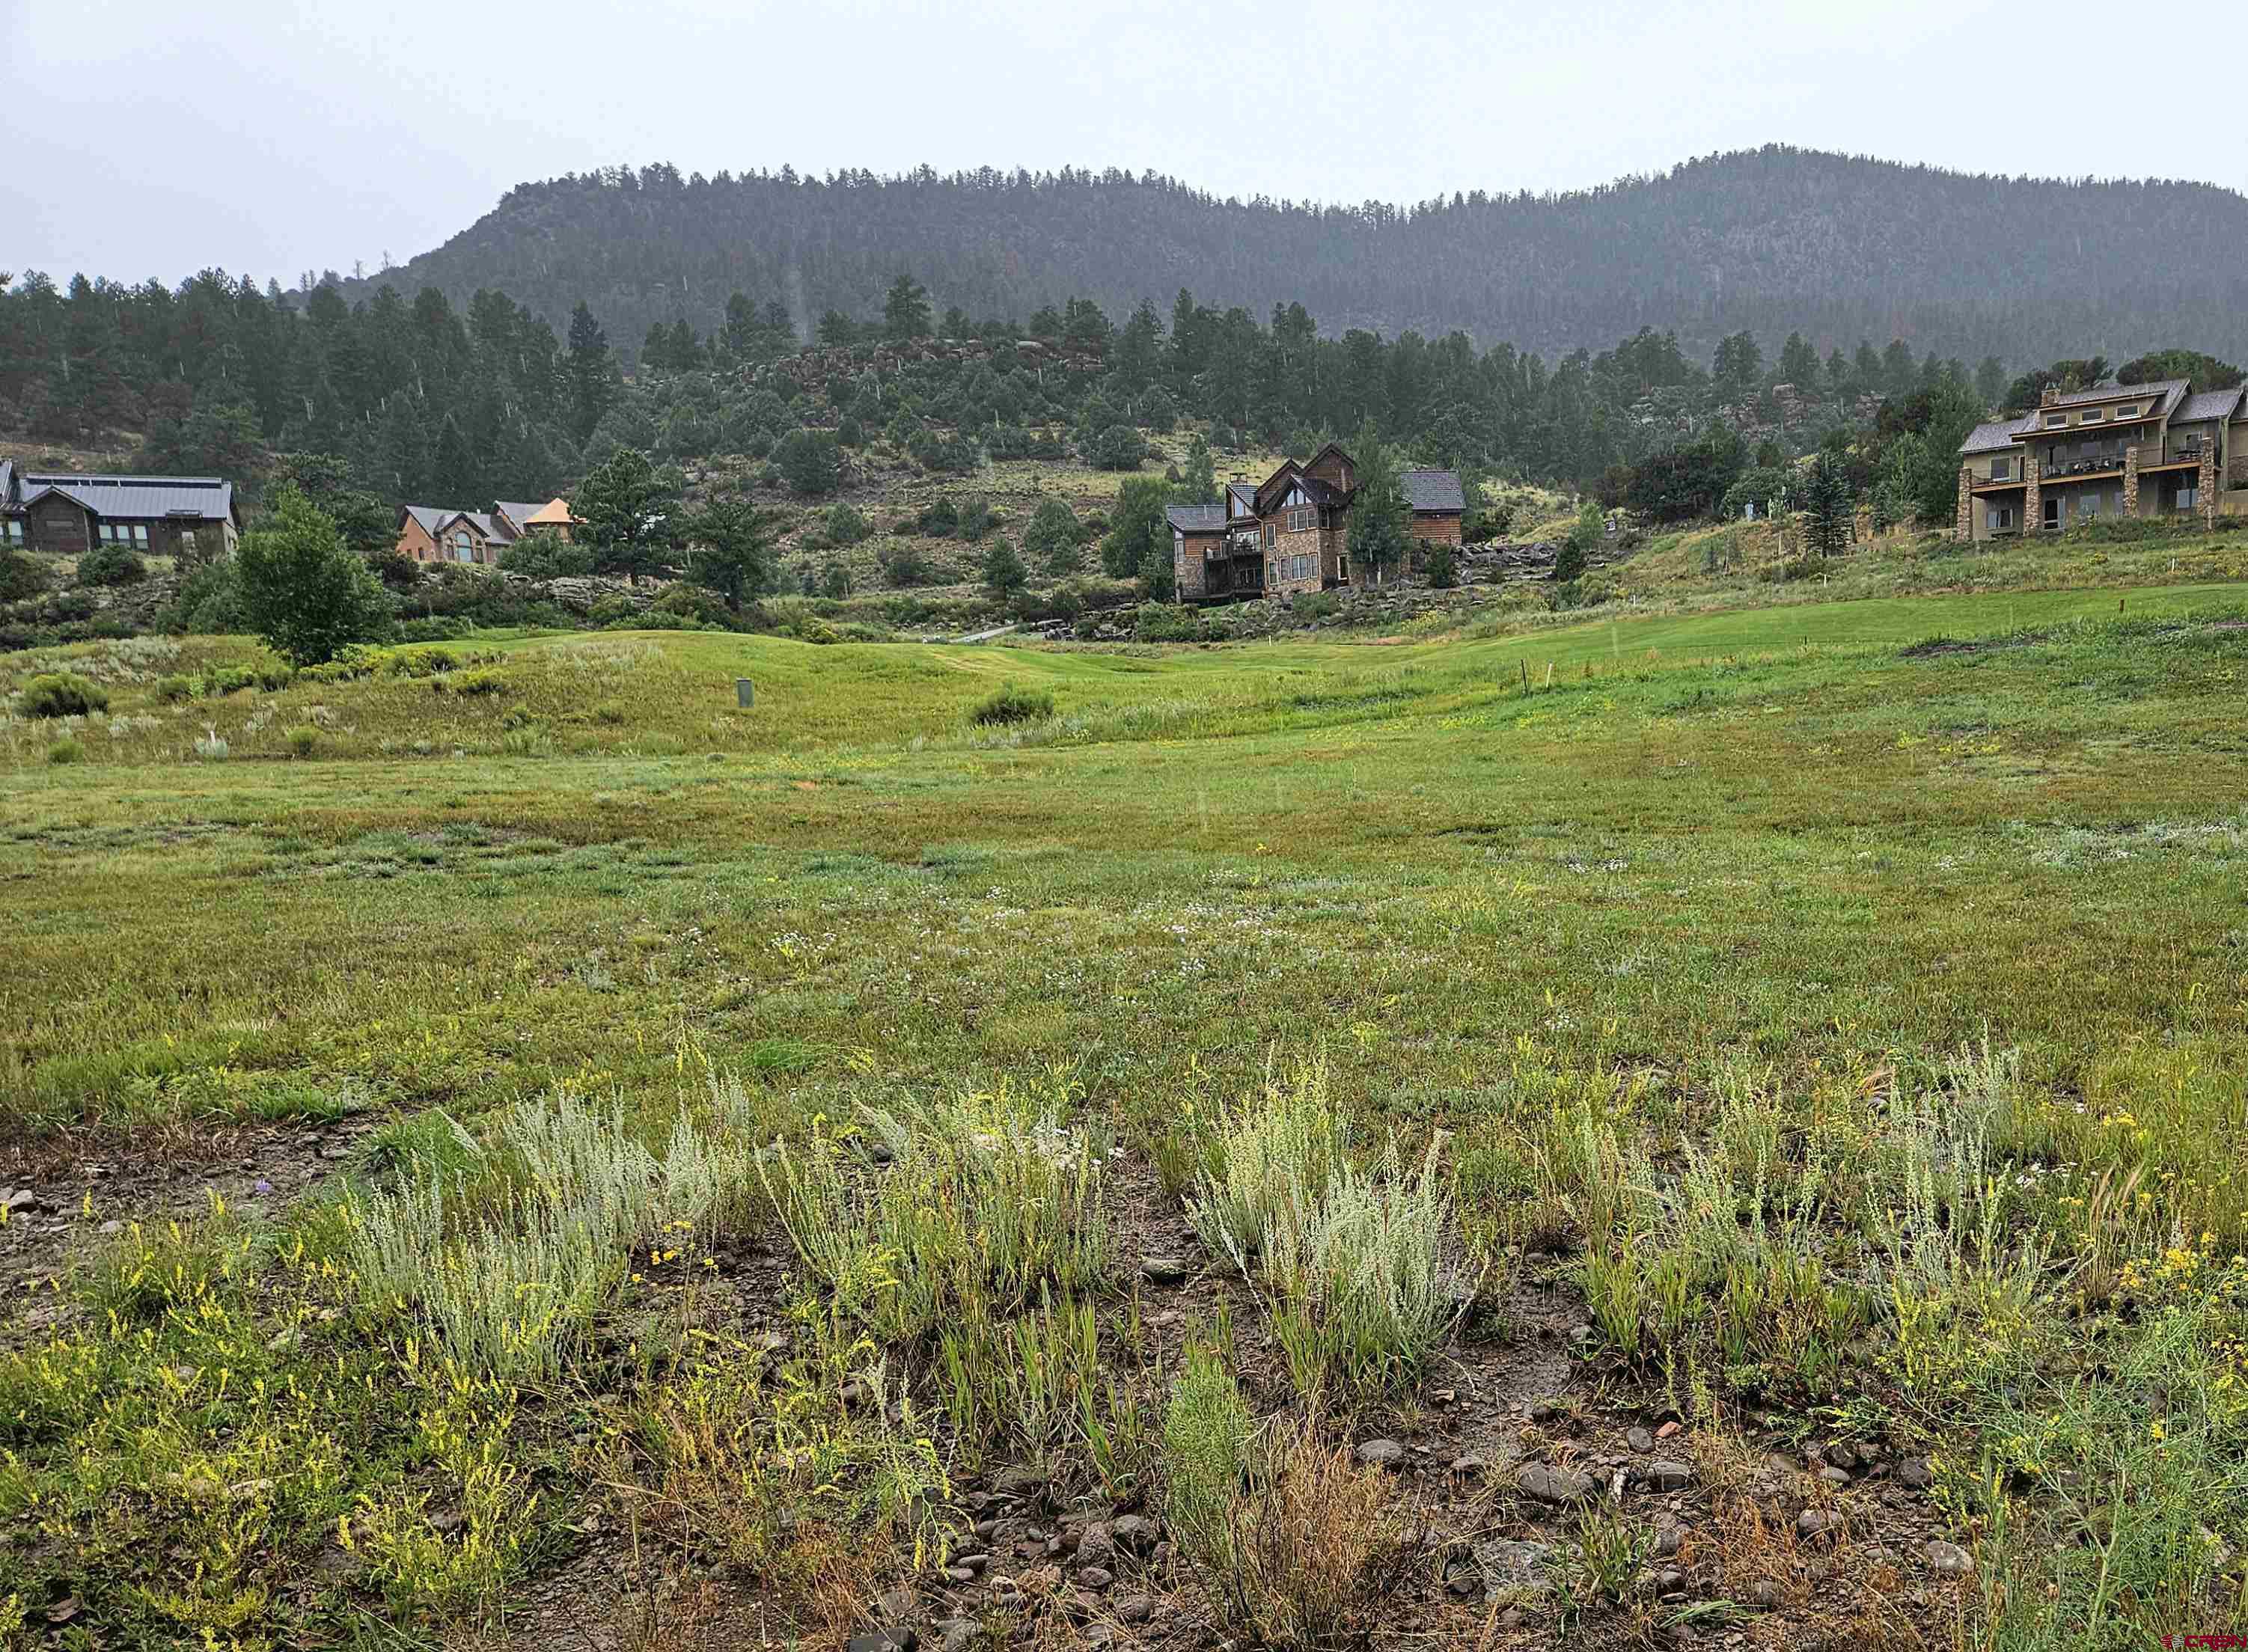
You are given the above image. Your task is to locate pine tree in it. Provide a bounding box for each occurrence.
[1345,426,1408,585]
[980,536,1028,601]
[883,274,932,340]
[573,447,682,585]
[430,414,478,506]
[683,496,778,611]
[567,301,616,441]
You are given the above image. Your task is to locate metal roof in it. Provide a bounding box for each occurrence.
[2039,379,2188,414]
[1402,468,1465,512]
[1165,504,1227,532]
[17,473,234,521]
[2174,387,2246,424]
[1959,416,2032,454]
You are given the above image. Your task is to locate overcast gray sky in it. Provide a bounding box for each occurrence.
[8,0,2242,289]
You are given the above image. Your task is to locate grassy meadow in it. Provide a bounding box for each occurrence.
[4,576,2248,1649]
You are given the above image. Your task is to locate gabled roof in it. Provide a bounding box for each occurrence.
[2038,379,2188,416]
[1225,482,1257,517]
[2174,387,2246,424]
[18,473,235,522]
[1302,441,1357,475]
[1960,416,2033,455]
[1402,468,1465,513]
[497,498,580,533]
[404,504,514,542]
[1166,504,1227,533]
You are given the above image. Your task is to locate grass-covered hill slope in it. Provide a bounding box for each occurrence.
[4,586,2248,1649]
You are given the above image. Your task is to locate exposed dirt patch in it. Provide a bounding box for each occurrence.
[0,1114,375,1342]
[486,1157,1970,1651]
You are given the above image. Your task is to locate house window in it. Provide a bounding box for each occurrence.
[2043,497,2062,530]
[452,531,475,563]
[1,519,20,542]
[2178,484,2200,510]
[2081,409,2103,423]
[1990,456,2012,480]
[1987,506,2014,532]
[2116,406,2138,417]
[1263,524,1274,550]
[2044,413,2066,428]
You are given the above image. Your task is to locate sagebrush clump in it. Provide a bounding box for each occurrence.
[16,671,109,718]
[968,682,1055,726]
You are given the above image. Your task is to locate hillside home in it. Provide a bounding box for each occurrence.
[0,461,239,560]
[395,497,581,566]
[1956,379,2248,542]
[1168,445,1464,602]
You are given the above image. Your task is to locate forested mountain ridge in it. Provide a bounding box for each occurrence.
[337,147,2248,369]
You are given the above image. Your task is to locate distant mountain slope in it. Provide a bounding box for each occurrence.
[347,146,2248,367]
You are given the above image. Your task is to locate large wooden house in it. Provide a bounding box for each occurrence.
[1167,445,1464,602]
[0,462,239,561]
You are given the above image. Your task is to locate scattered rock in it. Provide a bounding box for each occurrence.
[1516,1463,1595,1504]
[1498,1607,1524,1630]
[1751,1579,1781,1606]
[427,1511,463,1535]
[1075,1524,1114,1568]
[847,1633,915,1652]
[1111,1515,1159,1555]
[1896,1456,1934,1490]
[1797,1508,1842,1542]
[935,1621,976,1652]
[1140,1255,1189,1285]
[1646,1459,1693,1493]
[1651,1527,1682,1558]
[1925,1540,1975,1579]
[1475,1538,1554,1600]
[1626,1427,1655,1453]
[1655,1419,1682,1440]
[873,1587,918,1621]
[1450,1453,1491,1477]
[1117,1594,1155,1624]
[1528,1398,1559,1423]
[1827,1441,1861,1471]
[1357,1438,1407,1469]
[1084,1626,1117,1648]
[1819,1466,1851,1487]
[1077,1566,1113,1591]
[992,1466,1049,1499]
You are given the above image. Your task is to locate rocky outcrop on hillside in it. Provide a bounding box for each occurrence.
[757,336,1108,393]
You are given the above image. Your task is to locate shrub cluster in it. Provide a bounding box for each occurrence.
[16,670,109,718]
[968,682,1055,726]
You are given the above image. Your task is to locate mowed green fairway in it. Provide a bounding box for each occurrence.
[4,583,2248,1648]
[8,581,2247,1130]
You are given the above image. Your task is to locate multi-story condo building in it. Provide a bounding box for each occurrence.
[1956,378,2248,542]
